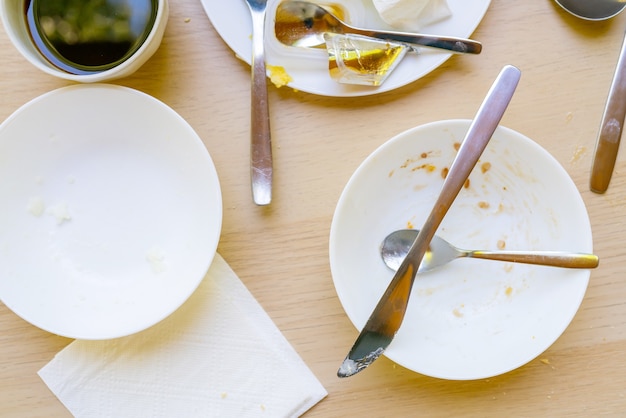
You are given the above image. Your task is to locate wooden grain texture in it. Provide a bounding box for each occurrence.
[1,0,626,416]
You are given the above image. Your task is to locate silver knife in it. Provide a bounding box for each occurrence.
[244,0,273,205]
[337,65,522,378]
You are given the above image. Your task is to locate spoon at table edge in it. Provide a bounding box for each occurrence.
[381,229,599,273]
[274,0,482,54]
[553,0,626,193]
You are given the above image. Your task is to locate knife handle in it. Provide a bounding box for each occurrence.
[590,30,626,194]
[248,4,273,205]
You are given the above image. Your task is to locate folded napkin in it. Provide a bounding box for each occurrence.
[39,253,327,417]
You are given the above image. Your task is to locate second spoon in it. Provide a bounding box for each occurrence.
[275,1,482,54]
[381,229,599,272]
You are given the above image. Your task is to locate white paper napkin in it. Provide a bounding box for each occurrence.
[38,253,327,417]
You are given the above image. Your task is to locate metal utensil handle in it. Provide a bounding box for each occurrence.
[338,65,521,378]
[249,5,273,205]
[469,250,599,268]
[590,29,626,194]
[358,29,482,54]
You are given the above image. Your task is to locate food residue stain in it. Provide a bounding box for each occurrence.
[452,308,464,318]
[266,64,292,88]
[441,167,449,179]
[464,178,470,189]
[505,286,513,297]
[481,162,492,174]
[453,142,461,151]
[497,239,506,249]
[478,201,490,209]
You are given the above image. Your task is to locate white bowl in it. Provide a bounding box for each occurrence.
[0,0,168,82]
[330,120,593,379]
[0,84,222,339]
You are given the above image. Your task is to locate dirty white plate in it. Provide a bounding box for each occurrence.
[201,0,490,97]
[329,120,592,379]
[0,85,222,339]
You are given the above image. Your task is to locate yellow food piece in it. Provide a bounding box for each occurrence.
[266,64,292,88]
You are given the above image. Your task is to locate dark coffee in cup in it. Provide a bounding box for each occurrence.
[25,0,158,75]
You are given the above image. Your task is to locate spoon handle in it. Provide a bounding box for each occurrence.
[467,250,599,269]
[348,26,482,54]
[590,29,626,193]
[337,65,521,378]
[246,1,273,205]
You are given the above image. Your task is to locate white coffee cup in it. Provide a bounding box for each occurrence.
[0,0,169,82]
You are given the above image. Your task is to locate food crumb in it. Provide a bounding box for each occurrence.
[184,17,191,23]
[452,308,463,318]
[26,197,45,217]
[260,404,266,411]
[453,142,461,151]
[481,162,491,174]
[420,152,428,158]
[464,178,470,189]
[47,202,71,225]
[497,239,506,249]
[266,64,293,88]
[570,145,586,163]
[478,201,490,209]
[146,249,167,274]
[407,221,414,229]
[505,286,513,296]
[566,111,573,122]
[540,358,550,365]
[220,392,227,399]
[441,167,449,179]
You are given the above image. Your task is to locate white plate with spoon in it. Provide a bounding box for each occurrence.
[201,0,491,96]
[329,119,594,379]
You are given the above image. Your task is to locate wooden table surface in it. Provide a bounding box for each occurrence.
[2,0,626,416]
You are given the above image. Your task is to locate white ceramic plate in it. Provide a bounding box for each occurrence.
[329,120,592,379]
[200,0,491,97]
[0,85,222,339]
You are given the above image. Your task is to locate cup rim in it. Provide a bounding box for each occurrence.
[0,0,169,82]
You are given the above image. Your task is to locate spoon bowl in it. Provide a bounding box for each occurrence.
[275,0,482,54]
[381,229,599,273]
[554,0,626,20]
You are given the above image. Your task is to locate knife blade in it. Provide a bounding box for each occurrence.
[337,65,522,378]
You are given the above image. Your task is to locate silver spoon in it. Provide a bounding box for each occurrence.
[554,0,626,193]
[381,229,599,272]
[275,0,482,54]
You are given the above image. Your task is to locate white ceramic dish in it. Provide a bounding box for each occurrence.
[200,0,491,97]
[0,85,222,339]
[329,120,592,379]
